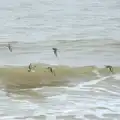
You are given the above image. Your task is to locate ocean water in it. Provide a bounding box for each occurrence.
[0,0,120,119]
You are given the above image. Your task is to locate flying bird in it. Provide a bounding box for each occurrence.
[47,67,56,76]
[52,48,58,57]
[7,43,12,52]
[105,65,114,73]
[28,63,32,72]
[28,63,36,72]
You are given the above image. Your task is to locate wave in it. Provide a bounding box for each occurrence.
[0,63,120,89]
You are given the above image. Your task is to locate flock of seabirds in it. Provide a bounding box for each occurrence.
[7,43,114,76]
[7,43,57,76]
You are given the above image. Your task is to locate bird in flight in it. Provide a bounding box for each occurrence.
[28,63,36,72]
[47,67,56,76]
[7,43,12,52]
[28,63,32,72]
[52,48,58,57]
[105,65,114,73]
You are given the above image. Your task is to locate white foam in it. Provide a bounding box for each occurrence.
[79,76,110,87]
[95,87,120,96]
[112,74,120,80]
[92,69,101,78]
[47,94,68,101]
[65,75,111,91]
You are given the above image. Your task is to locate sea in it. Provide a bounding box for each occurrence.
[0,0,120,120]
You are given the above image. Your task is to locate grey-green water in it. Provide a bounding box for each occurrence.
[0,0,120,119]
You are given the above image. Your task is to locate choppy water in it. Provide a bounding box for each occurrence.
[0,0,120,119]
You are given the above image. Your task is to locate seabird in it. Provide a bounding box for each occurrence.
[8,43,12,52]
[28,63,32,72]
[105,65,114,73]
[47,67,56,76]
[52,48,58,57]
[28,63,36,72]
